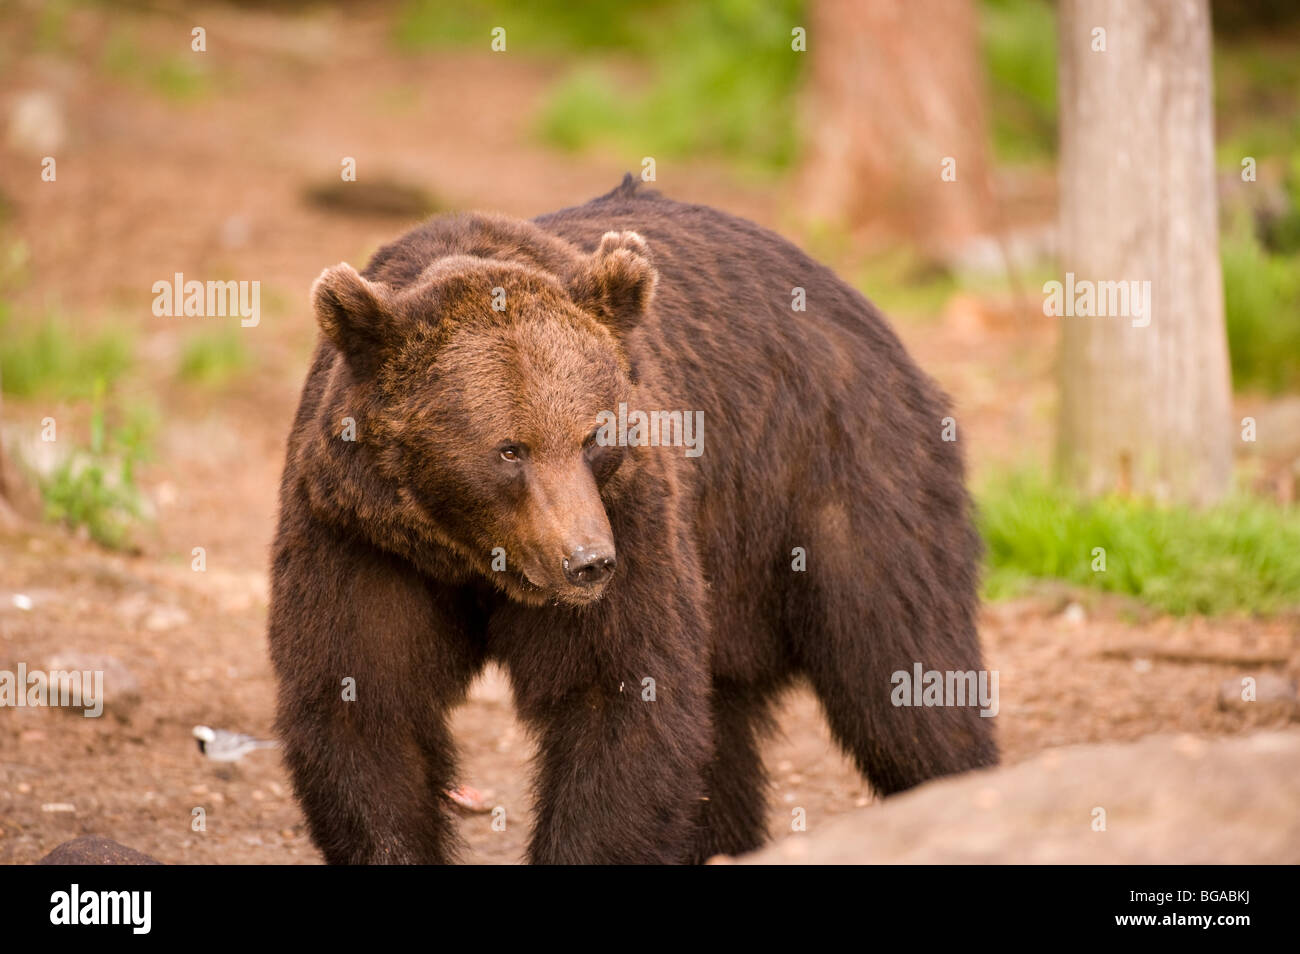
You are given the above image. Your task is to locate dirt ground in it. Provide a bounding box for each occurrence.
[1,4,1297,864]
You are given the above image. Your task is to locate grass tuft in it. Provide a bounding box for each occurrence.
[177,327,252,388]
[978,470,1300,615]
[39,381,154,551]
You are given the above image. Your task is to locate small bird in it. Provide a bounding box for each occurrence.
[193,725,279,762]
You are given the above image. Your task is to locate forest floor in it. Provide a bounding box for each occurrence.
[1,4,1296,864]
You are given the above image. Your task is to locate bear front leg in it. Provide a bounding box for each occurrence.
[269,514,485,864]
[500,599,713,864]
[526,672,712,864]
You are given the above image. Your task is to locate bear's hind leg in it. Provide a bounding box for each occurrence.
[788,505,998,797]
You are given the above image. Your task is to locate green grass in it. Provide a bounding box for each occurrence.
[39,381,154,551]
[397,0,805,173]
[852,246,959,321]
[177,327,252,387]
[101,28,212,102]
[1221,215,1300,393]
[978,470,1300,615]
[0,311,134,398]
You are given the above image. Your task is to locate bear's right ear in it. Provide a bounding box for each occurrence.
[311,263,394,377]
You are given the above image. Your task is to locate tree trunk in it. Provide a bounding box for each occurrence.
[799,0,991,247]
[1056,0,1232,504]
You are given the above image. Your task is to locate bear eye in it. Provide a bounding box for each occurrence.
[583,428,599,449]
[499,445,522,462]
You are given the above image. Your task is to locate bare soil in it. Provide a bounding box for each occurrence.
[1,3,1296,864]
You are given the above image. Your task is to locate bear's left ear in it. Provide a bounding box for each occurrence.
[568,230,657,335]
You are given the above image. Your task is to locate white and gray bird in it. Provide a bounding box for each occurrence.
[192,725,279,762]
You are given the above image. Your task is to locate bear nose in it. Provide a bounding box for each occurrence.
[562,546,616,587]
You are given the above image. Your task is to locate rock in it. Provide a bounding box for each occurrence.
[39,836,162,865]
[742,730,1300,864]
[42,651,142,719]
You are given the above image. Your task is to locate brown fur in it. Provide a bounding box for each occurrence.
[269,174,997,864]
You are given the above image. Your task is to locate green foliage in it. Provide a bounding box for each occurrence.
[1221,215,1300,393]
[1256,153,1300,255]
[978,470,1300,615]
[1214,35,1300,165]
[980,0,1057,162]
[395,0,659,52]
[177,327,251,387]
[397,0,805,172]
[0,311,133,398]
[35,0,73,54]
[40,381,154,551]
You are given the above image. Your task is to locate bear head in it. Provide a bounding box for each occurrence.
[310,228,657,607]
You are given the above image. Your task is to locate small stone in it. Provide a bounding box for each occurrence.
[219,215,251,250]
[145,605,190,632]
[154,481,178,507]
[7,90,66,156]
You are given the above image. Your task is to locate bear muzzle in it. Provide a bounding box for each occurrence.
[562,544,617,588]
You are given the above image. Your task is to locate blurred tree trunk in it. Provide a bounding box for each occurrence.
[1056,0,1232,503]
[799,0,991,246]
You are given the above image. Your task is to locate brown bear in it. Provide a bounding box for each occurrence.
[268,174,997,865]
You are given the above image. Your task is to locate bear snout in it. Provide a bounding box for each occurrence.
[562,545,616,588]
